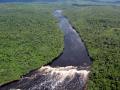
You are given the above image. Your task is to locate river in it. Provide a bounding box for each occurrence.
[0,10,92,90]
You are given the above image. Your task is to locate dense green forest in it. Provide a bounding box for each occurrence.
[0,4,64,84]
[64,6,120,90]
[0,3,120,90]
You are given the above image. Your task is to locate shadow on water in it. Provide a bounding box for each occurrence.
[0,10,92,90]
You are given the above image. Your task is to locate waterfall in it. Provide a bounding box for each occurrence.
[9,66,90,90]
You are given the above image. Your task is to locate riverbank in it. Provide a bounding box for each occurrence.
[0,4,64,85]
[0,9,91,90]
[64,5,120,90]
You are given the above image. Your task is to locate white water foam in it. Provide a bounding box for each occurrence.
[27,66,90,90]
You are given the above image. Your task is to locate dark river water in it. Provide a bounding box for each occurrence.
[51,10,91,67]
[0,10,92,90]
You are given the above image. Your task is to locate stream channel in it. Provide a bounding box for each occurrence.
[0,10,92,90]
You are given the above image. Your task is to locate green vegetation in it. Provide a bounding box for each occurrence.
[0,4,64,84]
[64,6,120,90]
[0,3,120,90]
